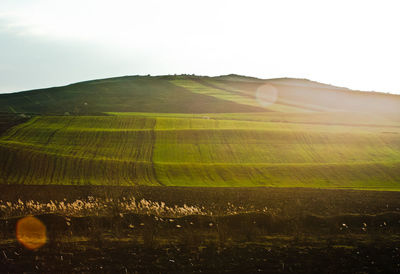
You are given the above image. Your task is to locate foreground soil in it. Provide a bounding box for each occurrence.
[1,235,400,273]
[0,185,400,273]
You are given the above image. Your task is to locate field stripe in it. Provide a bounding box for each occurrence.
[155,161,400,188]
[0,116,162,186]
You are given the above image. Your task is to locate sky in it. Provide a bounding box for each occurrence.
[1,0,400,94]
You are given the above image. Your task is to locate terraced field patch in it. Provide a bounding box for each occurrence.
[1,113,399,189]
[151,114,400,188]
[0,116,159,185]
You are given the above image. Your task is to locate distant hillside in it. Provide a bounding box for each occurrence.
[1,74,399,114]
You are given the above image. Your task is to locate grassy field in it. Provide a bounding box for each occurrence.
[1,112,399,189]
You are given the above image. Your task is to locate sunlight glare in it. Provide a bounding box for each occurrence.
[256,84,278,107]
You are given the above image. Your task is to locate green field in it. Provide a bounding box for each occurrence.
[1,112,399,189]
[1,75,400,189]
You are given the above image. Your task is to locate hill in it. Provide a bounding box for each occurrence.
[1,74,400,114]
[0,75,400,189]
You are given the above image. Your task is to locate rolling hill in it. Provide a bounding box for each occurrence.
[0,75,399,189]
[1,74,400,115]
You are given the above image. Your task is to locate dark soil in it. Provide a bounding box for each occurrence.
[1,235,399,273]
[0,186,400,272]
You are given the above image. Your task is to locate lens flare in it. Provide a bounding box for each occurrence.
[16,216,47,250]
[255,84,278,107]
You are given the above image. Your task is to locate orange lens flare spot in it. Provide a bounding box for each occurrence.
[16,216,47,250]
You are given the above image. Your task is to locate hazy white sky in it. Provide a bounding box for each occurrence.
[1,0,400,94]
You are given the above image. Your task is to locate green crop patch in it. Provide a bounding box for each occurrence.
[0,116,160,186]
[1,112,399,189]
[155,162,400,189]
